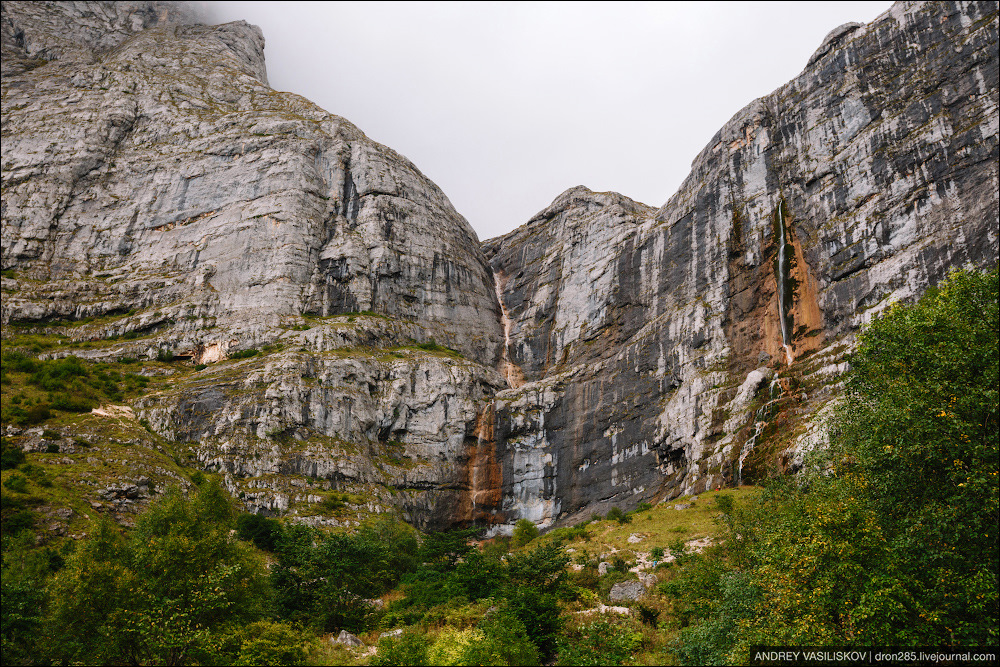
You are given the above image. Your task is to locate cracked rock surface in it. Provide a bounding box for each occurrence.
[484,0,998,526]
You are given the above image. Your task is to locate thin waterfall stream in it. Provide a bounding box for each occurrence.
[492,270,523,389]
[776,200,794,366]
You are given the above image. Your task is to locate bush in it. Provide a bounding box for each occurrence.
[605,507,631,524]
[229,349,259,360]
[236,513,284,552]
[556,618,643,666]
[1,440,25,470]
[3,474,28,494]
[372,631,429,666]
[511,518,539,548]
[233,620,310,666]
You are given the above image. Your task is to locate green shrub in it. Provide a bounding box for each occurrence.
[3,509,35,536]
[233,619,310,666]
[428,627,484,666]
[636,602,660,626]
[605,507,631,524]
[556,618,643,666]
[3,474,29,494]
[236,513,284,552]
[194,363,208,371]
[229,349,259,360]
[511,518,539,548]
[1,440,25,470]
[20,404,51,426]
[156,348,174,362]
[473,610,540,665]
[372,631,429,666]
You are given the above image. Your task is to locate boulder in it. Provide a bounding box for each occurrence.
[332,630,363,647]
[609,580,645,602]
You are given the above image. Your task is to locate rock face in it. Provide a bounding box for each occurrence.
[0,0,503,367]
[484,0,998,526]
[2,0,505,528]
[2,1,996,532]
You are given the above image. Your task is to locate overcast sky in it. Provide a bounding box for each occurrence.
[202,1,893,241]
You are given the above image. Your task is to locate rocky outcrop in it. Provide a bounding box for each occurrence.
[485,0,998,526]
[135,320,505,529]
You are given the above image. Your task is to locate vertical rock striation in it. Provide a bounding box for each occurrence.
[485,0,998,527]
[2,0,506,527]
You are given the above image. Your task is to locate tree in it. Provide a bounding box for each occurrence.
[271,516,420,633]
[668,269,999,662]
[44,481,271,665]
[511,518,539,548]
[829,267,999,645]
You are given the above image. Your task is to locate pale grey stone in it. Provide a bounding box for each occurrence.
[333,630,363,647]
[609,580,645,602]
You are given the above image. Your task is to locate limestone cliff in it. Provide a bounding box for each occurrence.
[2,0,505,528]
[1,0,996,533]
[484,0,998,526]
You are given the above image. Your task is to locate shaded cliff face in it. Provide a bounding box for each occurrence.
[485,0,998,526]
[1,1,506,527]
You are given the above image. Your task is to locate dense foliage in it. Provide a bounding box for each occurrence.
[271,517,420,633]
[43,482,273,665]
[0,353,149,425]
[669,268,999,662]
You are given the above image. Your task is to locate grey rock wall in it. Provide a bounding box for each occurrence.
[484,0,998,527]
[2,0,996,531]
[2,0,506,527]
[1,0,503,368]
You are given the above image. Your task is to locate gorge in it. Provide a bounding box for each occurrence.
[1,0,997,535]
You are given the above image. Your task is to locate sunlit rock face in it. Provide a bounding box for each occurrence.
[485,0,998,527]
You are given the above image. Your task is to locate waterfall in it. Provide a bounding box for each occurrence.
[737,395,781,485]
[492,270,523,389]
[775,200,794,366]
[737,421,765,486]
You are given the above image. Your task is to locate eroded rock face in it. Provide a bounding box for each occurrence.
[2,0,505,527]
[1,1,503,367]
[2,0,996,532]
[485,0,998,526]
[135,329,506,529]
